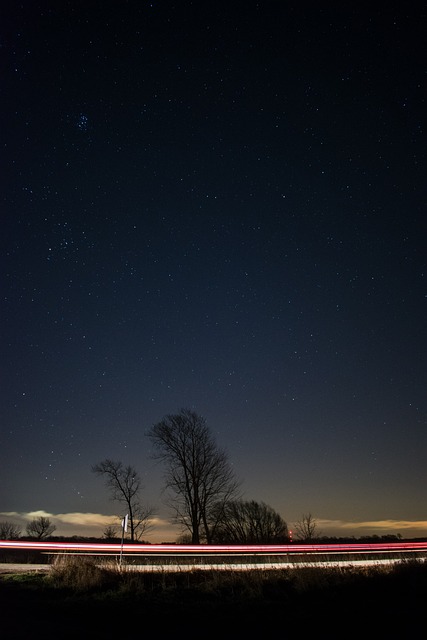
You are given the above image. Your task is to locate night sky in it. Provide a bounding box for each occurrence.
[1,2,426,541]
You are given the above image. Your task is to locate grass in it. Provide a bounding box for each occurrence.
[1,557,426,637]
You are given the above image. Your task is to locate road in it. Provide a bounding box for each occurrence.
[0,557,425,574]
[1,539,426,573]
[0,564,51,574]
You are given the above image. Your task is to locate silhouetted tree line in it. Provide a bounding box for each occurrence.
[1,410,420,545]
[91,409,290,543]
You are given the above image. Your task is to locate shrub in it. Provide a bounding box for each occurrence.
[49,555,120,592]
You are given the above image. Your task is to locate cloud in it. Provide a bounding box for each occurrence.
[2,511,425,541]
[1,510,113,526]
[0,511,179,541]
[53,512,117,527]
[317,519,427,535]
[0,510,114,532]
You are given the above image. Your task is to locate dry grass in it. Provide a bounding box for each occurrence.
[46,554,424,599]
[1,557,425,635]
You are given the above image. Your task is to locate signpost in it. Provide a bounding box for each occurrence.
[119,514,128,567]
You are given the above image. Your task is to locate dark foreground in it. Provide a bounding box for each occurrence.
[1,561,426,638]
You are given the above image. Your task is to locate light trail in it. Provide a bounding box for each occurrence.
[1,540,426,572]
[1,540,426,554]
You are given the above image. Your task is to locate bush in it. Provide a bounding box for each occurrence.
[49,555,120,592]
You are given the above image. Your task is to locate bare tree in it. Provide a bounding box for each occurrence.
[92,459,154,542]
[0,521,22,540]
[103,525,119,541]
[147,408,240,543]
[211,500,289,544]
[294,513,320,541]
[26,516,56,539]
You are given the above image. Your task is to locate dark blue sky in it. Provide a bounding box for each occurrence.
[1,1,426,540]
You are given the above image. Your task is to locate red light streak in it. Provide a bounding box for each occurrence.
[0,541,426,554]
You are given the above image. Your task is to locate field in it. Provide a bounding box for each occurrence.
[1,557,426,637]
